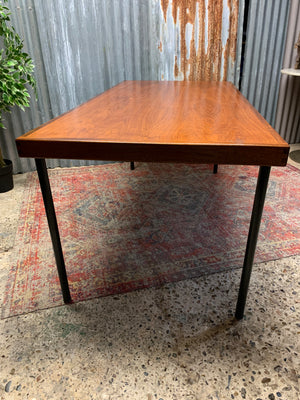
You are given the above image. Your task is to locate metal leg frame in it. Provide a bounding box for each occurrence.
[235,166,271,320]
[35,159,72,304]
[34,159,270,316]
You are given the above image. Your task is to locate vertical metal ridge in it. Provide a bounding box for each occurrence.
[261,1,289,125]
[233,0,245,85]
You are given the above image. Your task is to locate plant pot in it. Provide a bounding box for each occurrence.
[0,159,14,193]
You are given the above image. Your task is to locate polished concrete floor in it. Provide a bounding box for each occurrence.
[0,152,299,400]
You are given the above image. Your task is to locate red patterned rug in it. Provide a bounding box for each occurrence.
[2,163,300,318]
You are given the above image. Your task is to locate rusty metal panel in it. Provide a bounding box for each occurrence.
[275,0,300,144]
[1,0,244,173]
[158,0,242,83]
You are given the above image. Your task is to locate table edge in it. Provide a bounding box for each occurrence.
[16,139,289,167]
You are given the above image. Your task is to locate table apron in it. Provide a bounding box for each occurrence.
[16,141,289,166]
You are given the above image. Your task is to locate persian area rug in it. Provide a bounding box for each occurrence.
[2,163,300,318]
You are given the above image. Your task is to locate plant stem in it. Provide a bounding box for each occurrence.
[0,147,7,168]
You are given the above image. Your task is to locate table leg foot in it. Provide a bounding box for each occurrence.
[235,166,271,320]
[130,162,135,170]
[35,159,72,304]
[213,164,218,174]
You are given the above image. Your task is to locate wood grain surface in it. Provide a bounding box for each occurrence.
[16,81,289,166]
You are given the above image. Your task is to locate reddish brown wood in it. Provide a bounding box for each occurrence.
[16,81,289,166]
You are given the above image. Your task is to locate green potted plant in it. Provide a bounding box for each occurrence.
[0,0,36,192]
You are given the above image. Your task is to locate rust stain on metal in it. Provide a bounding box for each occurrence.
[229,0,239,60]
[161,0,169,22]
[174,55,180,78]
[223,0,239,80]
[158,41,163,52]
[160,0,239,81]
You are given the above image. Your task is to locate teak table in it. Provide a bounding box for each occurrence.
[16,81,289,320]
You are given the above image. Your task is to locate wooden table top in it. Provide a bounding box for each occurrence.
[16,81,289,166]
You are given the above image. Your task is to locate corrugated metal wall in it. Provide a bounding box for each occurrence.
[240,0,290,128]
[1,0,245,173]
[275,0,300,144]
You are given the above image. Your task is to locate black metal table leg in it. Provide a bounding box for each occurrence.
[35,159,72,304]
[235,166,271,320]
[213,164,218,174]
[130,161,135,170]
